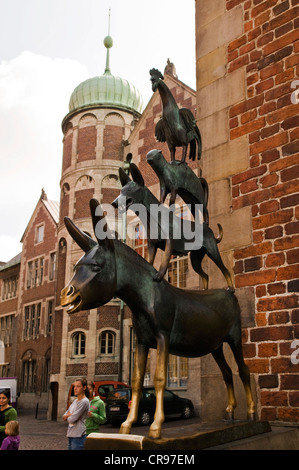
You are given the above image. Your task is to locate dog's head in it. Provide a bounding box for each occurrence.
[112,164,145,214]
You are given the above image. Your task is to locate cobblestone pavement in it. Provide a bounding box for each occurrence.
[18,408,68,450]
[16,408,202,451]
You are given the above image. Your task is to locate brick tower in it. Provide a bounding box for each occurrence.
[50,35,143,419]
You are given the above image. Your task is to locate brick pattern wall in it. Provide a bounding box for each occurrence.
[97,306,120,330]
[62,132,72,171]
[103,125,124,160]
[227,0,299,421]
[52,238,67,374]
[17,201,57,393]
[74,188,95,219]
[77,126,97,162]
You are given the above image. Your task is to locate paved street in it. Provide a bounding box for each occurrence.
[17,407,203,451]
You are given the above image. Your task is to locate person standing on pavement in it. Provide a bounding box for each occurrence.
[86,382,106,435]
[0,420,20,450]
[63,378,89,450]
[0,389,17,447]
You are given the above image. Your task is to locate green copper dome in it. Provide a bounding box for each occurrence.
[68,36,143,115]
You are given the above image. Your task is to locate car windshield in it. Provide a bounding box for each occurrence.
[107,389,130,401]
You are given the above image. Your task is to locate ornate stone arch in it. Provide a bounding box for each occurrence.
[78,112,97,128]
[75,174,95,190]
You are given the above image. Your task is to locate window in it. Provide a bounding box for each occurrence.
[46,299,54,334]
[99,330,115,355]
[1,275,18,300]
[26,258,44,288]
[167,255,188,288]
[0,314,14,346]
[134,224,148,259]
[24,303,41,339]
[49,252,56,281]
[72,332,86,357]
[36,225,44,243]
[167,354,188,388]
[20,354,36,393]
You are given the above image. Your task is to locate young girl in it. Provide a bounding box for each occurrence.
[86,382,106,435]
[63,378,90,450]
[0,420,20,450]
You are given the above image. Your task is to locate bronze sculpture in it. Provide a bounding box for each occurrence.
[61,199,255,440]
[150,68,202,163]
[112,164,233,289]
[146,148,209,223]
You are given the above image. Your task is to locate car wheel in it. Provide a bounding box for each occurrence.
[181,405,192,419]
[138,410,151,426]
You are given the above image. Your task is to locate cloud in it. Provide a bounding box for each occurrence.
[0,51,88,262]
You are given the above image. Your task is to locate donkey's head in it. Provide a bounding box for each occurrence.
[111,163,146,213]
[61,199,117,314]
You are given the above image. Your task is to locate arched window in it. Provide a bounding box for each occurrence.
[99,330,116,355]
[72,332,86,357]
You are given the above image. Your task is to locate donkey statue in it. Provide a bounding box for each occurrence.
[112,163,233,290]
[61,199,255,439]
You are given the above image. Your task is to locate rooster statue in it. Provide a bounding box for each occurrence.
[150,68,202,163]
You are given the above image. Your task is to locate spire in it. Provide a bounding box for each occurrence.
[103,8,113,75]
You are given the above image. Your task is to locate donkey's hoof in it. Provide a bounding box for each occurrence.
[247,412,256,421]
[225,411,234,421]
[148,427,161,440]
[119,422,132,434]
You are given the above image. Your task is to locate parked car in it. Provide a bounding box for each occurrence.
[106,387,194,425]
[67,380,128,408]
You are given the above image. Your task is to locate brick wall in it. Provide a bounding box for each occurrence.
[196,0,298,421]
[77,126,97,162]
[103,125,124,160]
[226,0,299,421]
[74,188,95,219]
[62,132,72,171]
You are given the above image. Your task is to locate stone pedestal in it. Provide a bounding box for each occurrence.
[85,420,271,450]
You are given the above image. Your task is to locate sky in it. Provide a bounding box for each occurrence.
[0,0,196,262]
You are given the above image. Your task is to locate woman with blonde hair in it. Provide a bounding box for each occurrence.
[0,420,20,450]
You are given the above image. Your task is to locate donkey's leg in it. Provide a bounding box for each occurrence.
[119,343,148,434]
[229,340,255,421]
[149,334,169,439]
[153,239,174,282]
[212,345,237,420]
[147,242,157,265]
[190,249,209,289]
[205,240,234,291]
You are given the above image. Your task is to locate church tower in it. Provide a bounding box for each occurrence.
[51,34,143,419]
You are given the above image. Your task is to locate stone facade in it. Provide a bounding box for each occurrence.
[195,0,299,421]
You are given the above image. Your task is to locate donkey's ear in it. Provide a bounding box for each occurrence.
[64,217,97,253]
[119,167,131,187]
[90,199,114,251]
[130,163,144,186]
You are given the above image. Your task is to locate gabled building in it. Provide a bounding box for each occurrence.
[15,189,58,407]
[0,253,21,377]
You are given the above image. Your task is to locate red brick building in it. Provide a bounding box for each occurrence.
[0,253,21,377]
[195,0,299,421]
[0,3,298,423]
